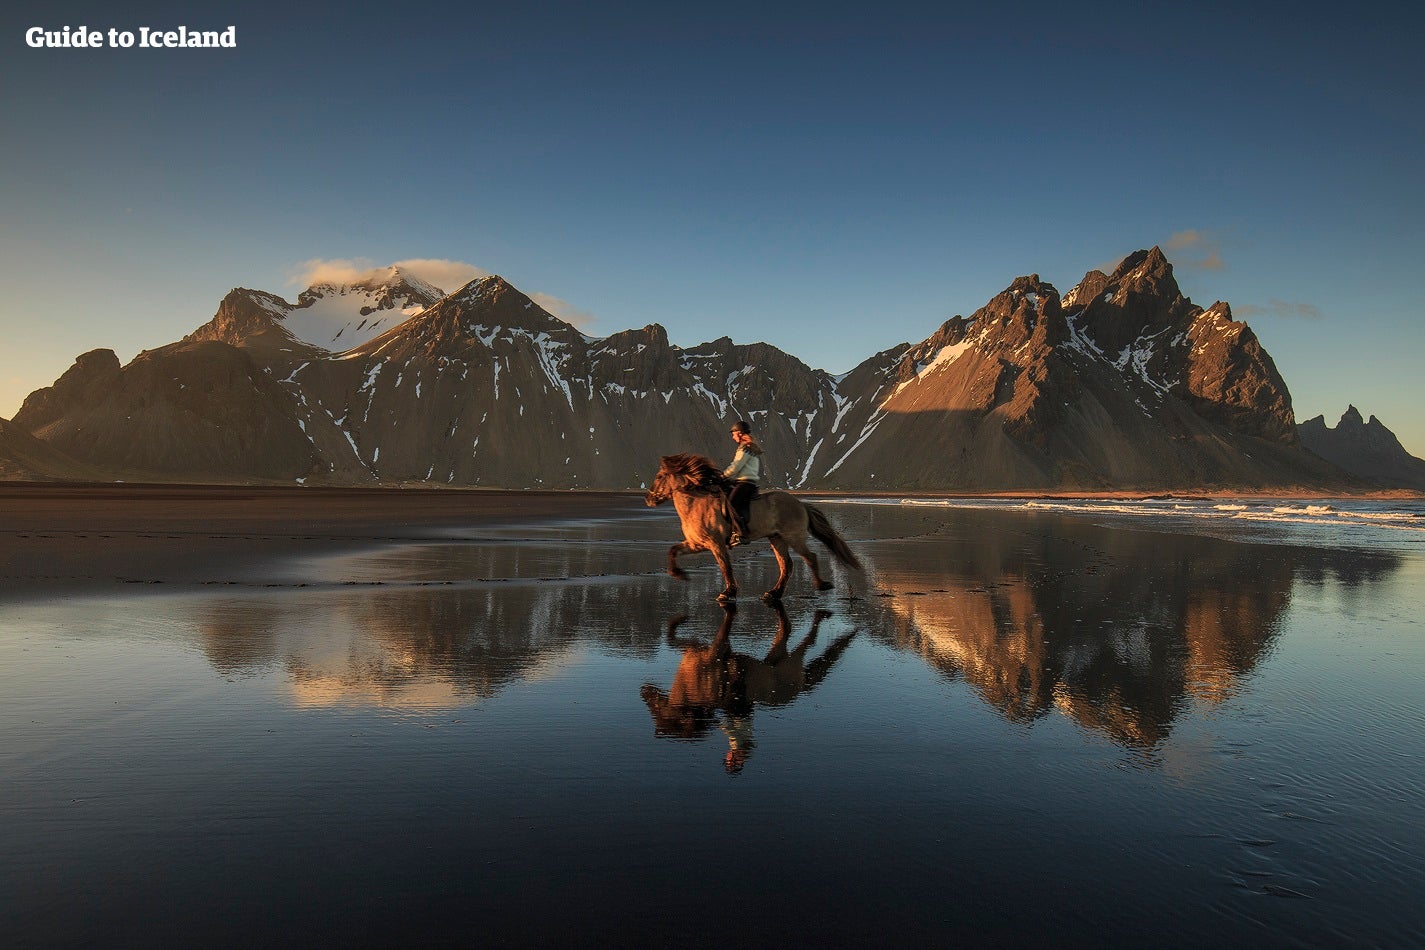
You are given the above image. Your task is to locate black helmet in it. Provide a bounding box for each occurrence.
[730,420,751,435]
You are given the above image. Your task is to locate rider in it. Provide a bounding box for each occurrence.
[724,419,762,546]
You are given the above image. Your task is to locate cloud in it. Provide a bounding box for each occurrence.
[289,258,491,294]
[530,292,596,331]
[287,257,597,330]
[392,258,491,291]
[1164,230,1225,271]
[1235,299,1324,321]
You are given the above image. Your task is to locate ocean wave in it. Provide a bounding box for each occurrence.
[869,496,1425,550]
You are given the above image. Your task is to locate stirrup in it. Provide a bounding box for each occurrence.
[728,532,744,547]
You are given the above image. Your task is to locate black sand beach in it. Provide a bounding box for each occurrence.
[2,486,1423,946]
[0,484,645,599]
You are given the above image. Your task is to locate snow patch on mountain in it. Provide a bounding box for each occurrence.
[891,340,974,398]
[282,287,429,352]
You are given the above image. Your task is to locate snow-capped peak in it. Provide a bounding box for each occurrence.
[284,266,447,353]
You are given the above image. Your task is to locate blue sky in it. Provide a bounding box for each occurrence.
[3,1,1422,454]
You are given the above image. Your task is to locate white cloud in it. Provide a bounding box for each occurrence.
[530,292,596,331]
[1164,230,1225,271]
[392,258,491,292]
[1236,299,1324,321]
[289,257,379,287]
[286,257,598,330]
[288,258,491,295]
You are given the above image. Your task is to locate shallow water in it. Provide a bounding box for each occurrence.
[2,502,1423,947]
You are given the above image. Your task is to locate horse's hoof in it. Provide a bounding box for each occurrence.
[716,591,737,603]
[816,581,835,592]
[761,591,783,605]
[669,569,689,582]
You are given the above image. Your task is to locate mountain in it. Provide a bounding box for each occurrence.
[0,416,108,481]
[803,247,1341,489]
[185,265,446,356]
[1298,407,1425,490]
[7,251,1365,491]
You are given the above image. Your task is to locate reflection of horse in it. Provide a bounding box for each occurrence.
[640,603,858,773]
[645,453,863,602]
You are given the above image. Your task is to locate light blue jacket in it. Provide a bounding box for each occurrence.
[724,444,761,482]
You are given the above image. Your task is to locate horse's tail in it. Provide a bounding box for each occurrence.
[805,505,863,572]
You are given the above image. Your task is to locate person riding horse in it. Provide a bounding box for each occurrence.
[646,452,862,602]
[724,420,762,546]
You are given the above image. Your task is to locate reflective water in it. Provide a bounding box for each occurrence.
[2,502,1423,946]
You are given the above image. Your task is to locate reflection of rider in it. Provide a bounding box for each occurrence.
[724,419,762,547]
[720,713,755,774]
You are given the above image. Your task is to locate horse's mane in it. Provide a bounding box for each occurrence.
[659,453,726,491]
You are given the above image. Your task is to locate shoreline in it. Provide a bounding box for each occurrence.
[3,483,1419,603]
[804,488,1425,501]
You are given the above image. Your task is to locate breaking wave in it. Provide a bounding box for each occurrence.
[812,495,1425,552]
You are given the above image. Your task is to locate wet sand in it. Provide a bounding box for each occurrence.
[3,487,1424,946]
[5,483,1417,601]
[0,484,646,599]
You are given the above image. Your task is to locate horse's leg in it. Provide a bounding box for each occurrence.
[667,542,692,581]
[712,544,738,602]
[789,535,834,592]
[763,536,792,603]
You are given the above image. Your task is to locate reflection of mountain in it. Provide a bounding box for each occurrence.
[860,507,1401,749]
[197,578,667,709]
[190,501,1406,742]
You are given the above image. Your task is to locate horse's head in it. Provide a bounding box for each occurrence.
[645,464,676,507]
[646,453,722,506]
[640,683,717,739]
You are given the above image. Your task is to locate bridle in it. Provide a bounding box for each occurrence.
[645,473,675,506]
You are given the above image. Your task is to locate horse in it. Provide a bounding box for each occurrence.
[639,603,859,772]
[644,453,863,603]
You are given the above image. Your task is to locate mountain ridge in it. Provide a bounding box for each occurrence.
[4,250,1401,491]
[1298,406,1425,490]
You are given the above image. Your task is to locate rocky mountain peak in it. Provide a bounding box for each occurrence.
[298,265,444,307]
[1111,245,1172,282]
[447,275,568,331]
[1075,247,1193,357]
[1062,270,1111,313]
[1298,406,1425,489]
[390,275,577,355]
[186,288,300,351]
[451,274,513,302]
[587,324,673,369]
[627,324,672,349]
[13,348,123,431]
[969,275,1066,350]
[353,265,445,304]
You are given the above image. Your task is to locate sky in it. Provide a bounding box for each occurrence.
[3,1,1422,454]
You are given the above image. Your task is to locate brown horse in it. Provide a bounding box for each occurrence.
[645,453,863,603]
